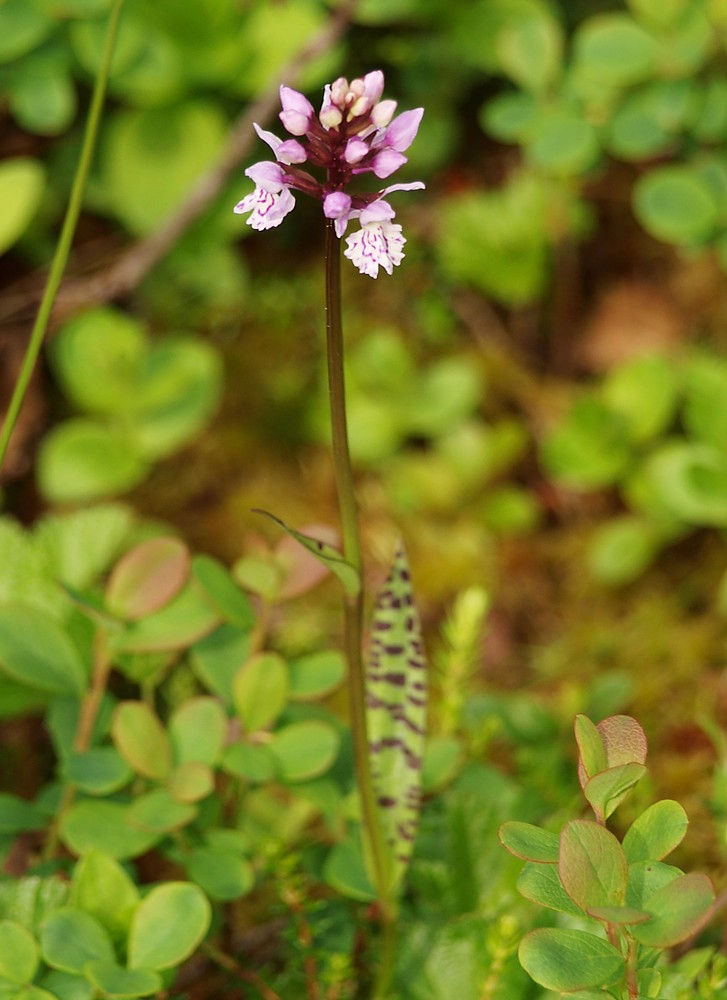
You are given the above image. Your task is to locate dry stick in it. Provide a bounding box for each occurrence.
[49,0,358,324]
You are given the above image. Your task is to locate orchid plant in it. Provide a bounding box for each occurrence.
[235,72,427,996]
[235,71,425,277]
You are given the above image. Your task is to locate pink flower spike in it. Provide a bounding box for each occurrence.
[380,181,426,197]
[384,107,424,151]
[362,70,385,105]
[234,185,296,230]
[278,139,307,164]
[245,161,287,190]
[324,191,354,237]
[370,149,408,179]
[279,85,314,136]
[371,99,397,128]
[359,199,396,225]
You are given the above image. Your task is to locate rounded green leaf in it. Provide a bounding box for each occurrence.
[40,908,114,975]
[169,697,227,766]
[541,396,632,489]
[323,840,376,903]
[128,883,211,970]
[631,872,715,947]
[126,789,197,834]
[588,516,661,586]
[49,309,146,416]
[421,736,464,793]
[221,741,276,783]
[84,960,161,999]
[519,927,624,992]
[583,763,647,821]
[683,351,727,449]
[0,606,86,695]
[38,970,95,1000]
[111,701,171,780]
[0,919,39,984]
[574,14,658,87]
[191,556,255,629]
[167,762,214,803]
[69,850,140,941]
[0,158,45,254]
[626,859,682,910]
[559,820,628,911]
[602,354,679,443]
[37,419,149,504]
[62,748,133,795]
[190,625,252,703]
[634,166,720,246]
[499,821,559,863]
[288,650,345,701]
[638,441,727,526]
[269,720,340,783]
[0,793,45,834]
[232,653,289,732]
[59,801,161,860]
[185,847,254,901]
[13,987,59,1000]
[480,92,538,143]
[528,111,600,177]
[105,537,189,621]
[113,580,221,653]
[496,11,562,93]
[9,66,76,136]
[0,0,52,62]
[622,799,688,863]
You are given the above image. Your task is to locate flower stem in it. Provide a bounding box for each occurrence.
[0,0,126,474]
[324,220,394,934]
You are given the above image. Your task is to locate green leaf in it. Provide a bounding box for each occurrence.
[421,736,464,793]
[499,821,559,862]
[40,908,114,975]
[69,850,139,942]
[9,64,75,136]
[113,578,221,653]
[111,701,171,780]
[597,714,648,767]
[541,396,632,489]
[481,92,538,143]
[166,762,214,803]
[0,0,52,62]
[269,720,340,782]
[366,544,428,891]
[288,650,345,701]
[634,165,720,246]
[0,158,45,255]
[517,861,583,916]
[84,961,161,999]
[637,441,727,526]
[105,537,189,621]
[558,820,628,911]
[631,872,715,947]
[191,556,255,629]
[59,801,161,860]
[496,10,562,93]
[0,920,39,984]
[221,741,276,783]
[232,653,289,733]
[519,927,624,992]
[588,516,662,586]
[185,848,254,902]
[587,904,650,925]
[527,110,600,178]
[126,790,197,834]
[33,503,134,591]
[602,354,680,443]
[62,748,133,795]
[626,859,682,910]
[168,697,227,766]
[323,838,377,903]
[575,714,607,781]
[622,799,688,863]
[0,606,87,696]
[127,883,211,970]
[190,625,252,704]
[583,762,647,821]
[38,970,94,1000]
[37,419,150,504]
[683,350,727,449]
[252,510,360,597]
[573,13,658,87]
[0,794,45,834]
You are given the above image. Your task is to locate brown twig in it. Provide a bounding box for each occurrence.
[1,0,357,328]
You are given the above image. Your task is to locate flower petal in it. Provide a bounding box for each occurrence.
[344,220,406,278]
[384,108,424,152]
[234,185,296,230]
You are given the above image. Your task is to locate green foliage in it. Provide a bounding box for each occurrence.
[500,714,716,997]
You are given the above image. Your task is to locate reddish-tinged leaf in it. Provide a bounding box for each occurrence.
[499,821,559,862]
[105,537,189,621]
[519,928,624,992]
[631,872,715,947]
[558,819,628,912]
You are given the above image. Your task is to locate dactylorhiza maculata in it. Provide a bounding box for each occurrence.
[234,71,424,278]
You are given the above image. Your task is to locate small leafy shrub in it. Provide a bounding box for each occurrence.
[36,307,222,503]
[500,713,716,998]
[541,349,727,590]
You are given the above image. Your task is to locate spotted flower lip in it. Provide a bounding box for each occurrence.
[235,72,424,276]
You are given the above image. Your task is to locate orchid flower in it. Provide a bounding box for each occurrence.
[234,72,424,276]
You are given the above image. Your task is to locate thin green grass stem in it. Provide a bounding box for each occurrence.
[324,221,396,947]
[0,0,126,475]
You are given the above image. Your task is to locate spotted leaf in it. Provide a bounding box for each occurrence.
[366,543,427,893]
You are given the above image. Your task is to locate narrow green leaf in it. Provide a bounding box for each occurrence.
[622,799,688,863]
[40,908,114,975]
[366,543,428,892]
[559,819,628,912]
[631,872,715,947]
[499,821,559,862]
[252,510,360,597]
[583,762,646,820]
[111,701,171,780]
[519,927,624,992]
[127,883,211,971]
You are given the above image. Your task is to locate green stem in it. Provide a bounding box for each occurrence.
[0,0,126,475]
[324,221,395,937]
